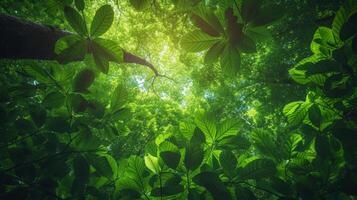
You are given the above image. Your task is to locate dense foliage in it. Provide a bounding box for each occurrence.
[0,0,356,199]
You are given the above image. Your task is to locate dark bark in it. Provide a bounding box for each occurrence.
[0,13,67,60]
[0,13,158,75]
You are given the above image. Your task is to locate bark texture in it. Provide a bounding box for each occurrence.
[0,13,158,75]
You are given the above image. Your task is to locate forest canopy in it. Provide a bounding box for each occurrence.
[0,0,356,199]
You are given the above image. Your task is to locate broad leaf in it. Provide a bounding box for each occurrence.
[219,150,237,178]
[70,93,88,113]
[181,30,221,52]
[144,153,161,174]
[283,101,312,126]
[110,83,128,112]
[64,6,87,36]
[204,41,225,64]
[220,44,241,75]
[75,0,85,11]
[193,171,232,200]
[73,68,95,92]
[56,36,87,64]
[237,159,276,180]
[237,34,256,53]
[91,155,113,178]
[308,104,322,127]
[73,155,90,180]
[160,151,181,169]
[216,119,239,140]
[151,185,184,197]
[90,5,114,37]
[42,92,65,109]
[195,115,216,143]
[191,6,224,37]
[241,0,259,23]
[340,13,357,40]
[92,38,124,63]
[46,115,71,133]
[235,186,257,200]
[251,4,284,26]
[184,142,204,171]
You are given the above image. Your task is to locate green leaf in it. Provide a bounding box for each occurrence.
[70,94,88,113]
[235,186,257,200]
[219,150,237,178]
[92,38,124,63]
[130,0,150,11]
[245,24,272,41]
[204,41,225,64]
[241,0,259,23]
[191,6,224,37]
[304,60,340,76]
[90,5,114,37]
[56,37,87,64]
[73,155,90,180]
[193,171,232,200]
[91,155,113,178]
[188,188,201,200]
[110,83,128,112]
[151,185,184,197]
[144,153,161,174]
[29,105,46,127]
[308,104,322,127]
[46,115,71,133]
[315,135,331,159]
[15,118,36,135]
[311,27,340,55]
[75,0,85,11]
[217,135,251,151]
[251,129,278,160]
[237,159,276,180]
[118,189,141,199]
[160,151,181,169]
[195,115,216,143]
[191,127,206,145]
[181,30,221,52]
[64,6,87,36]
[216,119,239,140]
[283,101,312,126]
[87,100,105,118]
[220,44,241,75]
[73,68,95,92]
[93,53,109,74]
[184,142,204,171]
[42,92,65,109]
[251,4,284,26]
[340,13,357,40]
[237,34,256,53]
[23,65,51,84]
[121,156,147,190]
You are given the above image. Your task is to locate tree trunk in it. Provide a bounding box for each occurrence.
[0,13,158,75]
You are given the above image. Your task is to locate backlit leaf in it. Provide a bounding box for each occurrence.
[90,5,114,37]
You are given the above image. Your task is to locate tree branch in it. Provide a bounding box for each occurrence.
[0,13,159,76]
